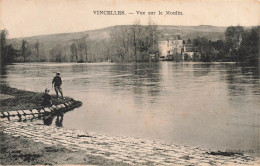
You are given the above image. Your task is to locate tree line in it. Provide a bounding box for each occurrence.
[0,25,259,65]
[0,20,159,64]
[190,26,259,63]
[109,20,159,62]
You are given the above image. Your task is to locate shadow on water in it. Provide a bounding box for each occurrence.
[192,63,212,77]
[0,65,7,81]
[42,114,64,127]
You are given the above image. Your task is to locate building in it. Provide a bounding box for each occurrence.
[183,44,195,59]
[158,39,183,60]
[158,36,200,61]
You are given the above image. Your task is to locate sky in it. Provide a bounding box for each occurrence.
[0,0,259,39]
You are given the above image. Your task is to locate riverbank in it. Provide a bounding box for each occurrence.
[0,84,77,112]
[0,130,123,165]
[1,120,260,165]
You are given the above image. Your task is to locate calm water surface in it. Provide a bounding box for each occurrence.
[1,62,260,153]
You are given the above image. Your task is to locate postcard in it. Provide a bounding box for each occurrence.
[0,0,259,165]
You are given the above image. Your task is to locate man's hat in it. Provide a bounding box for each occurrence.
[56,72,60,75]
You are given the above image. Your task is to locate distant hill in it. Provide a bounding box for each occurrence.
[7,27,112,50]
[7,25,227,50]
[158,25,226,41]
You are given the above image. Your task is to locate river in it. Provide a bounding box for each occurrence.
[1,62,259,154]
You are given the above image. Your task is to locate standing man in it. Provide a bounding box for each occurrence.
[52,72,63,99]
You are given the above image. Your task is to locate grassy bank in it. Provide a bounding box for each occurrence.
[0,84,75,112]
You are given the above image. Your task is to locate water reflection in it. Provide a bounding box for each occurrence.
[43,115,54,126]
[192,63,212,77]
[109,63,162,105]
[42,114,64,127]
[225,63,260,97]
[0,65,8,82]
[55,114,64,127]
[0,66,7,76]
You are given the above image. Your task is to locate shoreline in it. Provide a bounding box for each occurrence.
[1,120,260,165]
[1,84,260,165]
[0,126,123,165]
[0,84,82,112]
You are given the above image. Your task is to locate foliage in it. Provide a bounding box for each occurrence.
[70,43,78,62]
[238,27,259,63]
[49,45,67,62]
[173,53,183,62]
[110,20,159,62]
[190,26,258,63]
[1,30,18,65]
[193,37,213,62]
[192,52,200,61]
[184,53,192,61]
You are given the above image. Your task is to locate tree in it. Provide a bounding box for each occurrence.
[110,26,132,61]
[187,39,192,44]
[0,30,19,64]
[0,30,8,65]
[4,44,17,63]
[212,40,224,51]
[192,52,200,61]
[184,53,191,61]
[131,20,141,61]
[193,37,213,62]
[70,43,78,62]
[21,40,31,62]
[49,45,63,62]
[224,26,244,60]
[34,42,40,61]
[238,27,259,63]
[76,35,89,62]
[110,19,159,62]
[147,19,159,54]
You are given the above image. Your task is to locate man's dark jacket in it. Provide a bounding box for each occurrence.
[52,76,62,87]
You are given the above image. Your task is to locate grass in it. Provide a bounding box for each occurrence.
[0,84,74,112]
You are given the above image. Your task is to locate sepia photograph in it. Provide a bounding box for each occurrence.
[0,0,259,165]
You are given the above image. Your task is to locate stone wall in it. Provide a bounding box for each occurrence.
[0,100,82,121]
